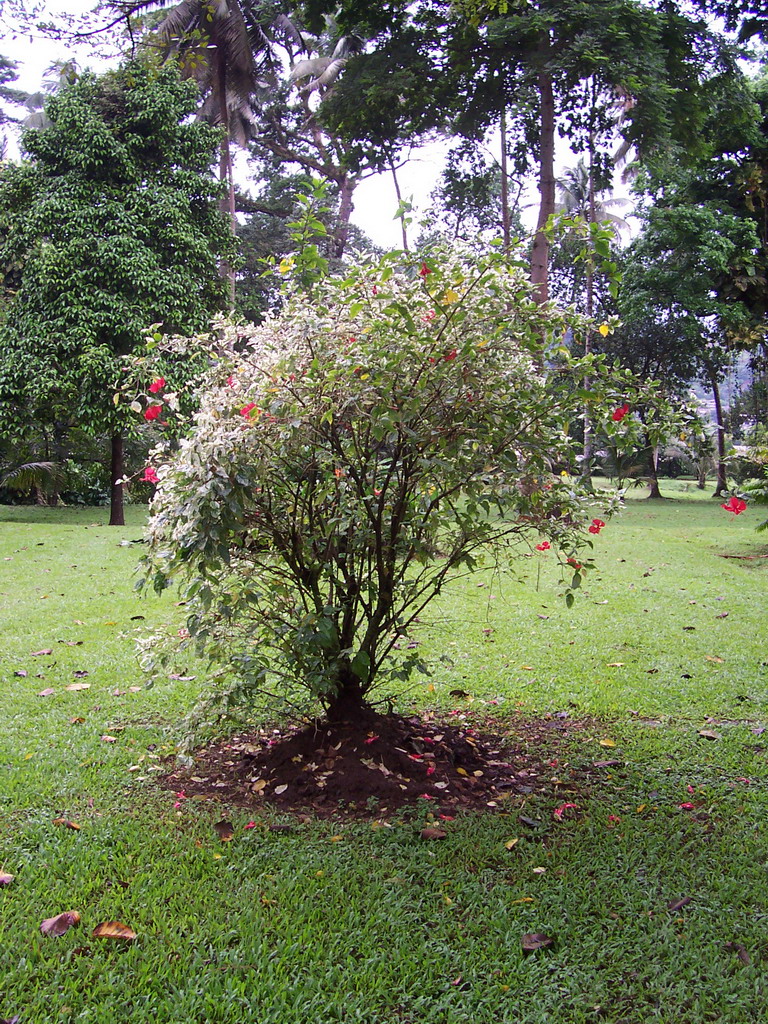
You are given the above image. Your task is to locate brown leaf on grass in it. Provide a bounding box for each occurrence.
[0,1014,20,1023]
[715,612,729,619]
[65,683,90,692]
[73,670,89,678]
[214,820,234,842]
[40,910,81,936]
[69,717,85,725]
[593,759,621,768]
[13,670,27,678]
[37,688,56,697]
[0,871,14,885]
[667,896,692,911]
[521,932,554,952]
[92,921,137,941]
[30,649,53,657]
[101,735,118,743]
[705,655,724,664]
[698,729,722,741]
[52,818,81,831]
[420,827,447,840]
[724,941,751,965]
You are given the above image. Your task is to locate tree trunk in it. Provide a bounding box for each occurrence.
[580,124,598,488]
[326,669,366,723]
[389,158,410,252]
[109,433,125,527]
[214,53,236,311]
[333,175,357,258]
[646,446,664,499]
[706,363,728,497]
[697,462,707,489]
[530,61,555,304]
[500,107,510,251]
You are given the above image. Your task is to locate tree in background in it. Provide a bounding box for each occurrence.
[0,59,233,525]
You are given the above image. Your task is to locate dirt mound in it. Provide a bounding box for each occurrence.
[163,708,594,819]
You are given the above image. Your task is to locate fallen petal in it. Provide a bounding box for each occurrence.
[40,911,81,936]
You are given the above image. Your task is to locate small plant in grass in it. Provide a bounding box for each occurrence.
[139,245,676,728]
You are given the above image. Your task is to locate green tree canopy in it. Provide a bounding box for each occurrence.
[0,59,234,524]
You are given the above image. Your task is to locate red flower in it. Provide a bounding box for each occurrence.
[226,375,235,388]
[678,802,695,811]
[141,466,159,484]
[566,557,583,570]
[372,285,378,295]
[721,496,747,515]
[244,821,257,830]
[144,404,162,421]
[553,802,578,820]
[148,378,165,394]
[444,349,457,362]
[240,402,259,419]
[535,541,551,551]
[419,262,431,278]
[426,764,435,776]
[612,402,630,422]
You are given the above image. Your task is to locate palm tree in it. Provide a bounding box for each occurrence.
[126,0,304,302]
[556,159,632,235]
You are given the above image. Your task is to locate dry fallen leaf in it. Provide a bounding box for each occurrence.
[274,784,288,795]
[214,820,234,842]
[101,735,118,743]
[13,670,27,678]
[0,871,14,886]
[606,662,625,667]
[92,921,137,941]
[52,818,81,831]
[521,932,554,952]
[504,838,520,851]
[667,896,692,911]
[30,649,53,657]
[37,688,56,697]
[65,683,90,692]
[698,729,722,741]
[705,655,724,664]
[40,911,81,936]
[599,738,616,748]
[420,827,447,840]
[724,941,751,965]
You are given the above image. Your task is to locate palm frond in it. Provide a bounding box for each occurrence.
[0,461,65,492]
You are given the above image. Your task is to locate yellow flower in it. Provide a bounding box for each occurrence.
[598,323,610,337]
[278,257,294,275]
[442,288,460,305]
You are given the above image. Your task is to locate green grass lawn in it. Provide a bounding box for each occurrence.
[1,485,766,1024]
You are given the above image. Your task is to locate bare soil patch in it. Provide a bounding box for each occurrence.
[163,708,602,819]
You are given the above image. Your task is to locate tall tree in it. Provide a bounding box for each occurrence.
[0,60,233,524]
[448,0,743,302]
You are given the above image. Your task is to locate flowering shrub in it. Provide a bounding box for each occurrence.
[140,246,655,721]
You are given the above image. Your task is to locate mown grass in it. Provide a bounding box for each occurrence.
[1,484,766,1024]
